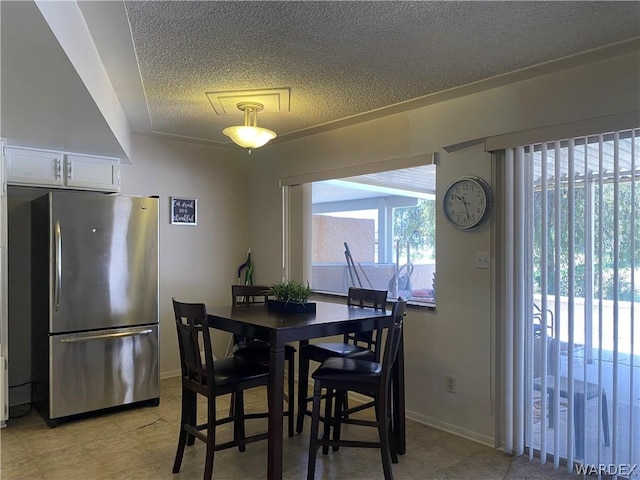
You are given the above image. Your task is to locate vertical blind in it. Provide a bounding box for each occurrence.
[502,128,640,476]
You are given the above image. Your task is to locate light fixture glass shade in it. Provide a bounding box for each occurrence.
[222,101,277,150]
[223,125,277,149]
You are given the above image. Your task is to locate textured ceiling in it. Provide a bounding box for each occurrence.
[111,1,640,147]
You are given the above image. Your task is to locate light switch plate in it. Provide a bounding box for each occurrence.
[475,251,491,269]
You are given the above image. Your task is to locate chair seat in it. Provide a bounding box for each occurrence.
[301,342,375,363]
[211,356,270,386]
[233,342,297,366]
[312,357,382,384]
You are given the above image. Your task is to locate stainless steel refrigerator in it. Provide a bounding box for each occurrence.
[31,191,159,426]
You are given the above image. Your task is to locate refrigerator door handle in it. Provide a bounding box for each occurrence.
[60,329,154,343]
[54,220,62,311]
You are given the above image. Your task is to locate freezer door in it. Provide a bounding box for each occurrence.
[49,192,158,333]
[49,325,159,419]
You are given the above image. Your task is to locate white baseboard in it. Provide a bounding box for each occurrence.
[405,409,495,448]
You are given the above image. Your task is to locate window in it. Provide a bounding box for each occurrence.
[310,165,436,304]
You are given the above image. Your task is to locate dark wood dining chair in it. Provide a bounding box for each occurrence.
[172,298,270,480]
[230,284,297,437]
[296,287,388,434]
[306,298,407,480]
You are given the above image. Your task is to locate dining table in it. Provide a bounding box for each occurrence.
[206,298,405,480]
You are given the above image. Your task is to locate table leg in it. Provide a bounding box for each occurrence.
[392,330,406,455]
[296,340,310,434]
[268,344,285,480]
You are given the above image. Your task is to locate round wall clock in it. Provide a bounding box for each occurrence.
[442,176,492,230]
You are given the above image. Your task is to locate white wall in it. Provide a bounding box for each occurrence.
[120,135,250,376]
[248,51,640,445]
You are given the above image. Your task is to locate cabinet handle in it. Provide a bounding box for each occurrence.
[67,161,72,180]
[55,158,62,179]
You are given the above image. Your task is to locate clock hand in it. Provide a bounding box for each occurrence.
[452,194,470,221]
[460,195,470,220]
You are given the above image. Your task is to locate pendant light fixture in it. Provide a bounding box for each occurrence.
[223,102,276,152]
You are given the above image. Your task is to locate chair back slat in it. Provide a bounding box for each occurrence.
[347,287,388,309]
[380,298,407,389]
[345,287,388,359]
[231,284,272,306]
[172,298,214,389]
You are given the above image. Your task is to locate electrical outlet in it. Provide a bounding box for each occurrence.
[446,375,456,393]
[474,251,491,269]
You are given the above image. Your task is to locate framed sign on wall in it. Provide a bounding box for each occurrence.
[170,197,197,225]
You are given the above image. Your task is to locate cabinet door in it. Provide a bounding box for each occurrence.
[6,147,64,187]
[65,154,120,192]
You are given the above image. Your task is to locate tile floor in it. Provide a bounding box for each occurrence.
[0,376,573,479]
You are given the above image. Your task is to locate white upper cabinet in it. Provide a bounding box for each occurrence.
[5,147,64,187]
[65,154,119,191]
[5,146,120,192]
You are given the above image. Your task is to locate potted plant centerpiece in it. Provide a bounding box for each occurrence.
[267,279,316,313]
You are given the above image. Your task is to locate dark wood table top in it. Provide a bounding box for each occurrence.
[207,300,391,345]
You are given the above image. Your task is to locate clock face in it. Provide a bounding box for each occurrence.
[443,176,492,230]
